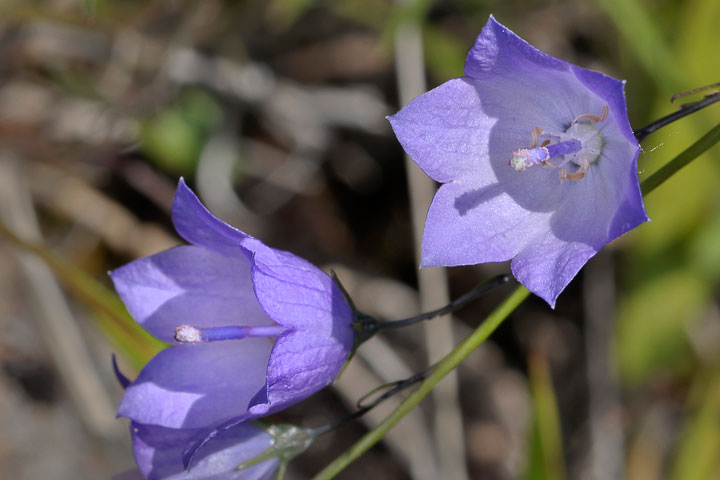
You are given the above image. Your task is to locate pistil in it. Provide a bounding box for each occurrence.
[509,105,608,181]
[174,324,288,343]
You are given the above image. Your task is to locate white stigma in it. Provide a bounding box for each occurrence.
[174,325,203,343]
[510,151,530,171]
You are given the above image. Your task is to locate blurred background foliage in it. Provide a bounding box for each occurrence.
[0,0,718,479]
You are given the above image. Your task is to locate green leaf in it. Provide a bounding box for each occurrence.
[670,372,720,480]
[140,90,222,176]
[688,207,720,282]
[616,270,708,385]
[423,26,467,83]
[524,352,566,480]
[596,0,681,93]
[140,108,202,175]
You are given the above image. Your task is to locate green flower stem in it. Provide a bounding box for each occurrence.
[311,285,531,480]
[640,123,720,195]
[312,124,720,479]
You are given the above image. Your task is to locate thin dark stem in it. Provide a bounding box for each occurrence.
[312,286,531,480]
[634,90,720,143]
[311,367,433,436]
[372,274,510,331]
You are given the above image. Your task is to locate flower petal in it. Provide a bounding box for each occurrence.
[465,15,567,77]
[172,178,269,258]
[421,177,554,267]
[179,252,355,468]
[608,156,650,238]
[118,340,271,429]
[131,422,278,480]
[387,78,496,183]
[511,163,633,306]
[249,250,354,410]
[110,245,274,343]
[511,231,597,308]
[251,251,353,331]
[571,67,649,235]
[388,69,610,194]
[572,66,637,146]
[256,329,351,412]
[391,16,648,306]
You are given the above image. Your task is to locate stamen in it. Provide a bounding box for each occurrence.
[510,105,608,180]
[572,105,609,125]
[560,155,590,182]
[174,324,287,343]
[530,127,544,148]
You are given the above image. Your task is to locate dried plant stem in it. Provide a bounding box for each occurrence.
[393,5,466,479]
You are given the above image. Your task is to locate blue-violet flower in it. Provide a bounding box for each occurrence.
[388,16,648,306]
[116,421,279,480]
[111,179,354,450]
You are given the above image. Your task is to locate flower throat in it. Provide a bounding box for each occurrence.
[509,105,608,181]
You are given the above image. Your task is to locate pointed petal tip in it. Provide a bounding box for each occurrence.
[523,283,558,309]
[546,296,558,309]
[510,261,564,310]
[386,112,400,129]
[486,14,507,31]
[418,253,440,269]
[248,403,270,415]
[174,177,196,203]
[107,266,122,280]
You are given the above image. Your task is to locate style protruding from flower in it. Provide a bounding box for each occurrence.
[388,16,648,306]
[110,179,354,468]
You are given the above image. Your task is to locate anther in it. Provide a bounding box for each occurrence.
[530,127,544,148]
[571,105,609,125]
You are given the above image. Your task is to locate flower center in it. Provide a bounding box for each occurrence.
[565,122,604,167]
[174,324,287,343]
[509,105,608,181]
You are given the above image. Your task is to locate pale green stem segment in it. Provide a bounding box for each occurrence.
[640,123,720,195]
[311,122,720,480]
[311,285,531,480]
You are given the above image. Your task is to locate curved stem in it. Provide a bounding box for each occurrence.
[311,119,720,480]
[373,274,509,331]
[633,90,720,142]
[311,285,531,480]
[311,367,433,437]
